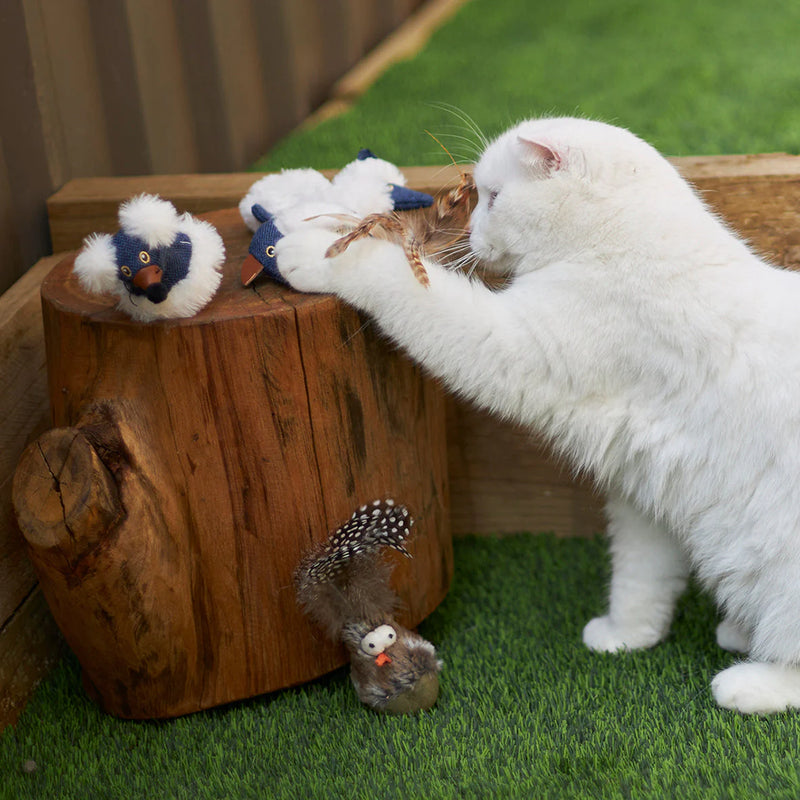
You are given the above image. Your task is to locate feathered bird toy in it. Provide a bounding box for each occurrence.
[239,150,433,286]
[74,194,225,321]
[295,498,443,715]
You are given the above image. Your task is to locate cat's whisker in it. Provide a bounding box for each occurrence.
[430,102,490,153]
[426,134,482,164]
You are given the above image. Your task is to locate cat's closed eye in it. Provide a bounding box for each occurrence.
[488,190,499,210]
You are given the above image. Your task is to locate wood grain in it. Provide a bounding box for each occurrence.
[12,208,451,719]
[0,256,61,627]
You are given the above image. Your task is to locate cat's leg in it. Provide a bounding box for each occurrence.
[715,617,750,653]
[276,228,560,421]
[712,570,800,713]
[711,663,800,714]
[583,495,689,652]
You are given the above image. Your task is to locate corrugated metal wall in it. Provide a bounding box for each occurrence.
[0,0,423,296]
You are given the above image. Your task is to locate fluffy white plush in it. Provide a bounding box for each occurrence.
[73,194,224,322]
[73,233,119,295]
[239,169,335,232]
[118,192,182,249]
[330,154,406,215]
[276,116,800,714]
[239,155,407,235]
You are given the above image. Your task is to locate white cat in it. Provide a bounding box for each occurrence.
[276,117,800,714]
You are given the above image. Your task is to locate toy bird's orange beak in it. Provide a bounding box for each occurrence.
[375,652,392,667]
[241,254,263,286]
[133,263,163,290]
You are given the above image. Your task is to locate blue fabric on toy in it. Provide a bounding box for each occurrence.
[241,204,288,286]
[389,184,435,211]
[112,229,192,304]
[357,148,433,211]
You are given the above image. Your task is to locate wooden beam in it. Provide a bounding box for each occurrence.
[48,153,800,256]
[0,587,64,729]
[0,255,59,626]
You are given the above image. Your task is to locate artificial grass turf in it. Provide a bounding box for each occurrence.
[3,533,800,799]
[253,0,800,173]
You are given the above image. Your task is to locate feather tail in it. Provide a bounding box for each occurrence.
[295,499,415,640]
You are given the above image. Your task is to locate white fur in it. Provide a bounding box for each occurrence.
[276,116,800,714]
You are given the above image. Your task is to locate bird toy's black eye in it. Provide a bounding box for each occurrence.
[120,265,132,277]
[265,245,276,258]
[139,250,150,264]
[388,632,395,640]
[368,643,375,649]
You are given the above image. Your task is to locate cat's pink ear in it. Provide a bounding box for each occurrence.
[517,135,563,174]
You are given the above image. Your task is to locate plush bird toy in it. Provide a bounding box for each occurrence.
[239,150,433,286]
[295,499,443,715]
[74,194,225,321]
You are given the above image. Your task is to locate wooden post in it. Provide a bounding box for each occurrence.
[12,208,452,719]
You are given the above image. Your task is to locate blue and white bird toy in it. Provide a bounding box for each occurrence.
[74,194,225,322]
[239,150,433,286]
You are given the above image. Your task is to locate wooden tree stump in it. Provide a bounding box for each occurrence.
[12,208,452,719]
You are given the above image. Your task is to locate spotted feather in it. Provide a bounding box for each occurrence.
[303,499,413,585]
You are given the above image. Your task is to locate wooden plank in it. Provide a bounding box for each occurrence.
[447,401,605,537]
[0,587,64,729]
[0,255,59,625]
[0,0,55,295]
[123,0,198,174]
[0,140,23,297]
[204,0,272,169]
[172,1,234,172]
[86,0,151,176]
[250,0,307,142]
[22,0,113,185]
[45,154,800,255]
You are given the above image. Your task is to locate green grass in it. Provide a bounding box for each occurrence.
[253,0,800,173]
[3,534,800,799]
[6,1,800,796]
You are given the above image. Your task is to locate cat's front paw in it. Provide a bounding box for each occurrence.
[276,227,341,294]
[711,662,800,714]
[582,615,664,652]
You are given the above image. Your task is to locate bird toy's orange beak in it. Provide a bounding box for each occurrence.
[375,652,392,667]
[241,253,263,286]
[133,263,164,290]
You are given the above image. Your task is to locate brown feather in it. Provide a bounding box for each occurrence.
[321,172,476,285]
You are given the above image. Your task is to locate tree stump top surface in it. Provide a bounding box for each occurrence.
[42,208,328,324]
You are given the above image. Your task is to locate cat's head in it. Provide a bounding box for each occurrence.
[469,117,683,275]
